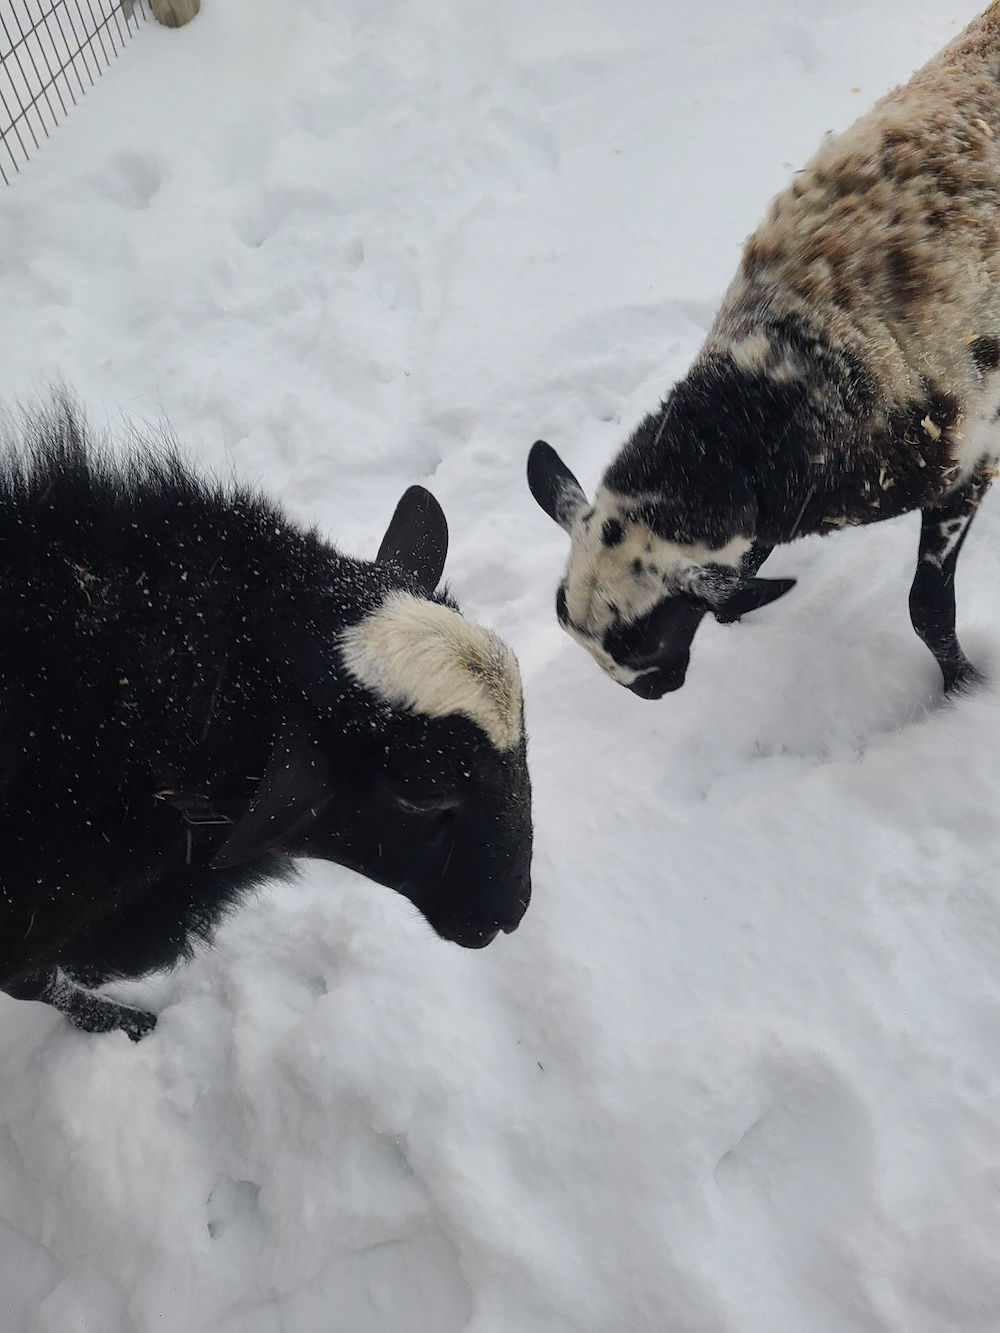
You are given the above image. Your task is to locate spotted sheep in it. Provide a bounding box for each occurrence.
[529,3,1000,699]
[0,399,531,1040]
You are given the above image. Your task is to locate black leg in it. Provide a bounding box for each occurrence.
[54,864,255,992]
[909,470,991,693]
[61,962,115,989]
[3,968,156,1041]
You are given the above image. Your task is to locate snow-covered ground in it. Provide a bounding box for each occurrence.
[1,1,997,1329]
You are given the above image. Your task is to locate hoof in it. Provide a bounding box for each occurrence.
[123,1009,157,1042]
[943,662,985,695]
[65,993,158,1041]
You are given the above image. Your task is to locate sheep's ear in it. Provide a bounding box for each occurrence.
[210,741,328,869]
[527,440,589,532]
[715,577,796,623]
[376,486,449,595]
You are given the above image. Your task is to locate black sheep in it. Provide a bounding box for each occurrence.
[0,399,532,1040]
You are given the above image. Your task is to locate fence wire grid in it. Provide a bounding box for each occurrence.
[1,0,149,184]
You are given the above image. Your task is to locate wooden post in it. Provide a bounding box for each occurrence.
[148,0,201,27]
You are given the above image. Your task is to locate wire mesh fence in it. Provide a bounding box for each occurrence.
[0,0,150,185]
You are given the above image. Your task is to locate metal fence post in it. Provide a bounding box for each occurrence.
[149,0,200,27]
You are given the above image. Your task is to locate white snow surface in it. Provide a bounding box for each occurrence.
[1,1,998,1329]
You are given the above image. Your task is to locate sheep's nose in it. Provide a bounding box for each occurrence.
[499,883,531,934]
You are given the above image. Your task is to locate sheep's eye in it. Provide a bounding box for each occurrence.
[390,790,461,817]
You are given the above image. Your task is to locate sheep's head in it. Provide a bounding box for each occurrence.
[527,441,794,699]
[212,488,531,949]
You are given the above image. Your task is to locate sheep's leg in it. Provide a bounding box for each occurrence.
[909,471,991,692]
[61,962,114,988]
[2,967,156,1041]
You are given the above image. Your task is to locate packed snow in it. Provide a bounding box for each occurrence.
[1,0,998,1329]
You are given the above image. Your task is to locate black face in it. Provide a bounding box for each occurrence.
[603,595,708,699]
[531,442,798,700]
[217,710,533,950]
[558,570,799,700]
[209,485,532,948]
[557,581,708,699]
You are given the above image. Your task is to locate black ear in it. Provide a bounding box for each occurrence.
[715,577,797,623]
[210,740,329,869]
[527,440,589,532]
[376,486,448,595]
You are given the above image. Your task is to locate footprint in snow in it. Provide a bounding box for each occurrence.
[712,1050,889,1331]
[93,149,163,211]
[233,185,342,249]
[206,1177,265,1244]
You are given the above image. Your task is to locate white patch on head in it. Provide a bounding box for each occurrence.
[561,488,750,680]
[339,592,524,751]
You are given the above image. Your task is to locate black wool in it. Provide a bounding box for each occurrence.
[0,398,532,1039]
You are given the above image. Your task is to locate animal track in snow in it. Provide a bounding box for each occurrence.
[233,186,341,249]
[714,1058,870,1211]
[712,1049,888,1331]
[93,150,163,211]
[304,973,328,999]
[772,19,824,74]
[206,1177,265,1245]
